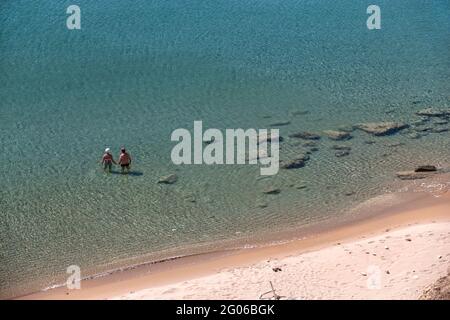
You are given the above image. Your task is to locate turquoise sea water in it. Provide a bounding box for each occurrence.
[0,0,449,298]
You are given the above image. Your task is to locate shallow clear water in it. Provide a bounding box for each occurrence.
[0,0,449,298]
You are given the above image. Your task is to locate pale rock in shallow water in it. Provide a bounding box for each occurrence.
[263,187,281,195]
[335,150,350,157]
[416,108,450,118]
[431,127,448,133]
[323,130,352,141]
[408,132,422,139]
[356,122,409,136]
[269,120,291,127]
[158,174,178,184]
[413,126,433,132]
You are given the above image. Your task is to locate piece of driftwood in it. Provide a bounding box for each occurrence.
[259,281,285,300]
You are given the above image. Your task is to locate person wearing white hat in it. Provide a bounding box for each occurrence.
[101,147,116,172]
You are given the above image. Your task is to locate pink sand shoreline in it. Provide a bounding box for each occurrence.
[19,186,450,300]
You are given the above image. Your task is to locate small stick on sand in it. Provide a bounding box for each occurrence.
[259,281,284,300]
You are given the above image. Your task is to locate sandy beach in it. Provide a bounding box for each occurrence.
[111,196,450,300]
[111,221,449,300]
[20,184,450,300]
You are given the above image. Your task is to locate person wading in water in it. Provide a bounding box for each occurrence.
[118,147,132,174]
[101,148,117,173]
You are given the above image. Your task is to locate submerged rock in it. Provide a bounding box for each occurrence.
[280,154,310,169]
[415,165,437,172]
[269,120,291,127]
[356,122,409,136]
[408,132,422,139]
[291,110,309,116]
[158,174,178,184]
[288,131,321,140]
[434,119,449,125]
[335,150,350,157]
[331,145,351,151]
[281,158,306,169]
[416,108,450,118]
[263,187,281,195]
[323,130,352,141]
[413,126,433,132]
[184,194,197,203]
[431,127,449,133]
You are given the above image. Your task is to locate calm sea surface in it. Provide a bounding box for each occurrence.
[0,0,449,297]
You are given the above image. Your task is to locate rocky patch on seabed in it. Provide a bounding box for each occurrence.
[175,103,450,202]
[323,130,352,141]
[280,154,310,169]
[269,103,448,195]
[355,122,409,136]
[396,165,441,180]
[415,107,450,118]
